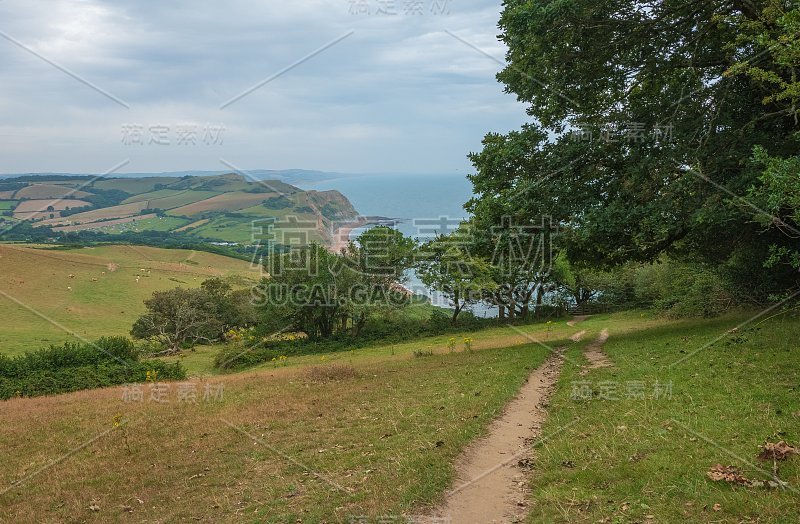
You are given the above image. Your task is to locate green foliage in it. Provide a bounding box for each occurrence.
[132,278,256,351]
[256,231,416,339]
[215,304,565,371]
[632,260,734,318]
[214,345,283,371]
[416,228,495,323]
[467,0,800,301]
[0,336,186,400]
[262,196,294,210]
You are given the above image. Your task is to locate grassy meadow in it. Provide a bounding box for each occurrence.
[0,244,260,356]
[1,310,797,522]
[528,313,800,523]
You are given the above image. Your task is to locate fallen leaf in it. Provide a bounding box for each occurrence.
[757,441,797,461]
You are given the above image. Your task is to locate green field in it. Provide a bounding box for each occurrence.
[527,313,800,523]
[121,189,221,209]
[0,200,18,211]
[0,244,260,356]
[92,177,180,194]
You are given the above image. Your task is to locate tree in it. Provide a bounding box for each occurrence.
[200,277,258,331]
[131,288,222,352]
[416,230,495,324]
[470,213,557,319]
[747,146,800,274]
[468,0,800,301]
[341,227,416,335]
[257,243,349,338]
[256,230,415,339]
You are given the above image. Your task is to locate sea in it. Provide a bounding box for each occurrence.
[300,173,497,317]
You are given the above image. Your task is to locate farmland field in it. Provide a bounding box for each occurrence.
[51,214,158,232]
[92,177,181,194]
[13,199,91,213]
[102,215,191,232]
[186,213,327,244]
[0,244,260,356]
[13,184,93,200]
[168,192,278,216]
[38,201,148,226]
[174,218,210,232]
[121,189,221,209]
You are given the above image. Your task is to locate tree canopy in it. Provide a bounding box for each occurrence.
[468,0,800,300]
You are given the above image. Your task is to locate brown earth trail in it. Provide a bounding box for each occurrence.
[432,350,565,523]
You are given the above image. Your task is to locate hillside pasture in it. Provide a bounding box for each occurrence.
[13,184,93,200]
[13,199,91,214]
[168,192,276,216]
[1,312,797,522]
[0,244,260,356]
[51,214,158,232]
[121,189,221,209]
[174,218,210,232]
[37,201,149,226]
[92,177,182,194]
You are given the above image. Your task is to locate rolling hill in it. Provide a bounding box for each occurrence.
[0,244,262,356]
[0,173,360,245]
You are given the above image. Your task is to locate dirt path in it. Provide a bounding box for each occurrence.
[569,329,586,342]
[566,315,590,327]
[579,328,611,375]
[432,350,565,523]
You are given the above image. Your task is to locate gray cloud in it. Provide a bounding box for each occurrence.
[0,0,526,174]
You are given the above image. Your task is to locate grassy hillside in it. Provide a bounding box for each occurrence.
[0,312,797,522]
[0,244,261,356]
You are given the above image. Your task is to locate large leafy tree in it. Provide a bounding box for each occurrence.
[257,231,415,339]
[131,288,223,352]
[341,227,416,335]
[469,0,800,299]
[417,230,496,323]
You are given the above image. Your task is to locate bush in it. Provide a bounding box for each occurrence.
[632,260,734,318]
[0,337,186,400]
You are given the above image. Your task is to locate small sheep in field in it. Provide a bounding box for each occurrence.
[67,286,72,291]
[91,278,98,282]
[68,274,75,279]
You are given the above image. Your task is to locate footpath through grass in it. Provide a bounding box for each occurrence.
[528,312,800,523]
[0,339,552,523]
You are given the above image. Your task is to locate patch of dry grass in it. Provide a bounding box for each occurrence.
[305,363,360,383]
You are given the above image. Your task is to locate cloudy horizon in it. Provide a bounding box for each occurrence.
[0,0,528,176]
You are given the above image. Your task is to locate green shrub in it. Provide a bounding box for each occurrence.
[0,338,185,400]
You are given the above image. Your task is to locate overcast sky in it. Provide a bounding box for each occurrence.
[0,0,528,175]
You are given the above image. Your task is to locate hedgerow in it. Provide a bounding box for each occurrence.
[0,337,186,400]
